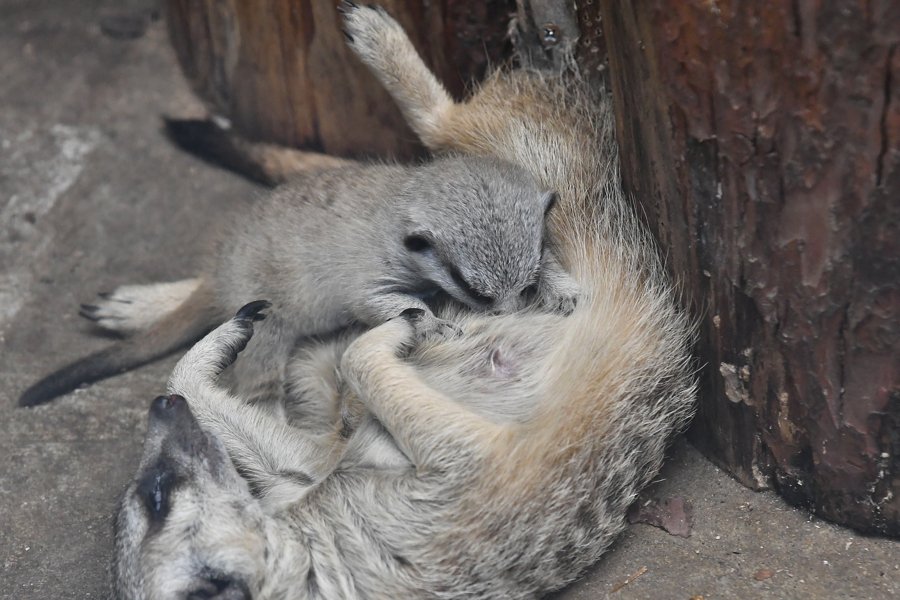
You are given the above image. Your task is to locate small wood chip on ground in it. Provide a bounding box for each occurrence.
[754,568,775,581]
[610,566,648,593]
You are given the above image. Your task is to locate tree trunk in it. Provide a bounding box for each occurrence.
[599,0,900,536]
[164,0,515,160]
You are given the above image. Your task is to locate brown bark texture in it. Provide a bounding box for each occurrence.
[599,0,900,536]
[164,0,515,160]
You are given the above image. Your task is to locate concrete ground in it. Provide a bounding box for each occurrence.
[0,1,897,598]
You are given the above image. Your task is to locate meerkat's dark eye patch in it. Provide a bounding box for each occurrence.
[136,465,177,523]
[187,575,250,600]
[449,266,493,305]
[403,234,431,252]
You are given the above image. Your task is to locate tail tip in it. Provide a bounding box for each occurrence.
[18,384,56,408]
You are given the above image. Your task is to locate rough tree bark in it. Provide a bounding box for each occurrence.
[599,0,899,536]
[163,0,900,535]
[164,0,515,160]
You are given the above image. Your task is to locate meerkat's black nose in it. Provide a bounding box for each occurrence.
[149,394,188,421]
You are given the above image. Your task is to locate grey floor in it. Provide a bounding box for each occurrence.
[0,2,897,599]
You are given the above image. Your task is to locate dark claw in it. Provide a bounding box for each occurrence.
[399,307,425,320]
[97,291,112,299]
[342,29,354,43]
[337,0,358,14]
[79,304,100,320]
[236,300,271,321]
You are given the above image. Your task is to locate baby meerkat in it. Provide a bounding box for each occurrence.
[20,151,578,406]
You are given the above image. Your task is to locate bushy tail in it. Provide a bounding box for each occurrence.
[164,118,350,186]
[19,282,219,407]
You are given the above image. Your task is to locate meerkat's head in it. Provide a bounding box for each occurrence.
[113,395,268,600]
[401,156,555,313]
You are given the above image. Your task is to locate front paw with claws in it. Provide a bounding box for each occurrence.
[169,300,270,392]
[538,279,580,316]
[403,309,463,343]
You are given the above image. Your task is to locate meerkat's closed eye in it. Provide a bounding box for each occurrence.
[449,265,493,305]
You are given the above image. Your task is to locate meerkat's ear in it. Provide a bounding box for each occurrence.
[542,191,559,214]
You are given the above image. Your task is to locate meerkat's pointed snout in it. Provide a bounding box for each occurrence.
[149,393,188,419]
[146,394,207,456]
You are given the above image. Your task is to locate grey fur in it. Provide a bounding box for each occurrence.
[112,4,696,600]
[215,155,574,402]
[19,145,577,406]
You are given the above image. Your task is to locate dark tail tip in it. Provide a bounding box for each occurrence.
[19,345,145,407]
[19,372,83,407]
[163,117,223,150]
[163,117,278,187]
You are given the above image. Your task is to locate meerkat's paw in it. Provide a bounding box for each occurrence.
[338,1,453,147]
[342,308,421,379]
[539,277,581,316]
[79,278,203,334]
[537,250,582,316]
[339,2,405,64]
[169,301,269,391]
[408,309,464,343]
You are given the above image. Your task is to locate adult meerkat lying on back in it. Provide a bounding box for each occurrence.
[20,148,577,407]
[112,4,696,599]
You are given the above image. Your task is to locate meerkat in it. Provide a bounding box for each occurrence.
[111,4,697,599]
[19,152,578,407]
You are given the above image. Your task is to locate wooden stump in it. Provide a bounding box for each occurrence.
[600,0,900,536]
[164,0,515,160]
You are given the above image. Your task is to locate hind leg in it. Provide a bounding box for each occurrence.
[224,311,301,409]
[80,278,203,334]
[340,2,453,149]
[284,332,358,431]
[168,302,348,510]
